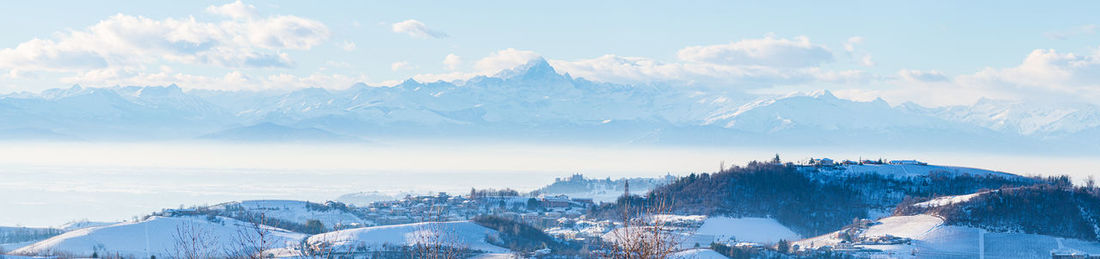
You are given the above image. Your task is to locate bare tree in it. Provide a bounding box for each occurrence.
[299,239,355,259]
[411,203,467,259]
[227,213,274,259]
[604,199,686,259]
[169,220,221,259]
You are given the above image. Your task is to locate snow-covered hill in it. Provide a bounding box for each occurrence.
[794,214,1100,258]
[57,220,116,231]
[305,221,509,254]
[670,248,729,259]
[531,174,675,203]
[11,216,306,258]
[694,217,801,245]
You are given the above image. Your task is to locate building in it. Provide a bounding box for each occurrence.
[888,160,927,165]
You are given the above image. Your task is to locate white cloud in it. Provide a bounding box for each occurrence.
[474,48,541,73]
[960,48,1100,96]
[339,40,356,51]
[844,36,864,52]
[391,61,414,71]
[676,35,833,67]
[412,49,540,82]
[391,19,448,39]
[843,36,874,67]
[443,54,462,70]
[59,67,368,91]
[898,69,948,82]
[205,0,257,20]
[0,5,329,73]
[859,54,875,67]
[412,42,865,88]
[852,48,1100,107]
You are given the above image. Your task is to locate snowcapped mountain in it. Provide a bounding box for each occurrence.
[2,59,1099,151]
[911,98,1100,136]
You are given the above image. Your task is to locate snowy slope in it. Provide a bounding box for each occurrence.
[58,220,116,231]
[306,221,509,253]
[914,192,986,208]
[11,216,306,258]
[694,217,801,244]
[794,214,1100,258]
[213,200,372,229]
[532,174,674,203]
[670,248,729,259]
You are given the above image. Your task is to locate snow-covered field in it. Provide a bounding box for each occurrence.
[671,248,729,259]
[306,221,509,254]
[58,220,116,231]
[795,214,1100,258]
[914,192,986,208]
[694,217,801,244]
[11,216,306,258]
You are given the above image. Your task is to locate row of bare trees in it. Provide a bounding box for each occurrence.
[604,199,688,259]
[171,213,296,259]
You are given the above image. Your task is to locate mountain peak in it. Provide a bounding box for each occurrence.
[809,90,837,100]
[496,57,561,80]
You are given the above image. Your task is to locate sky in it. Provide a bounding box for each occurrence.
[0,1,1099,107]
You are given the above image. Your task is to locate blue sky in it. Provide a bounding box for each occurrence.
[1,0,1098,106]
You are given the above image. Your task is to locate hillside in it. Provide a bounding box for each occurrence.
[898,183,1100,241]
[530,174,675,202]
[794,214,1100,258]
[612,161,1037,237]
[305,221,510,255]
[158,200,373,234]
[11,216,306,258]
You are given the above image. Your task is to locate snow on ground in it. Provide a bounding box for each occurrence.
[1,240,36,252]
[861,214,943,239]
[11,216,306,258]
[215,200,372,229]
[795,214,1100,258]
[694,217,801,244]
[602,226,690,247]
[471,253,520,259]
[58,220,116,231]
[654,214,707,225]
[336,191,412,206]
[914,192,985,208]
[670,248,728,259]
[306,221,509,254]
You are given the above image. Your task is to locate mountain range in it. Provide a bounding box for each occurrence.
[2,58,1098,153]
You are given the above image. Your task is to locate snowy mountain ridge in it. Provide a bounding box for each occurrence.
[2,59,1099,151]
